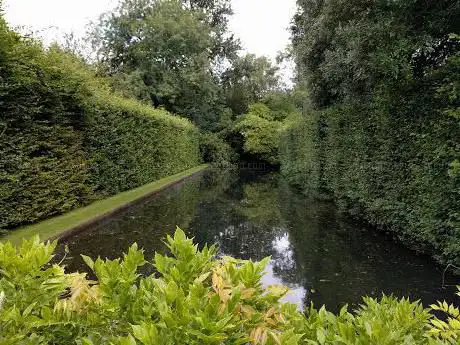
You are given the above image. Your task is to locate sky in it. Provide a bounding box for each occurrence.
[3,0,297,62]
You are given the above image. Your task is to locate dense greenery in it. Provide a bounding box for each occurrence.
[234,103,285,165]
[281,0,460,265]
[0,16,200,232]
[0,0,288,232]
[228,91,300,165]
[1,229,460,344]
[90,0,292,133]
[85,96,199,196]
[91,0,239,131]
[222,54,280,116]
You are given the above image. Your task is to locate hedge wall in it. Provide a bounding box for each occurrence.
[284,0,460,266]
[0,19,200,231]
[280,73,460,266]
[86,96,200,196]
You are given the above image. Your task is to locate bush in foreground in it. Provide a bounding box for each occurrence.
[0,229,459,344]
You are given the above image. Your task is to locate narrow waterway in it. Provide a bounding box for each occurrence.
[60,169,458,312]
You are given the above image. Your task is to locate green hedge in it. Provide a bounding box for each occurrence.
[0,18,200,232]
[286,0,460,267]
[280,77,460,265]
[86,96,200,196]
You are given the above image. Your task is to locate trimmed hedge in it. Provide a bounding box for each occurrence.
[86,96,200,196]
[284,0,460,267]
[280,76,460,266]
[0,18,200,231]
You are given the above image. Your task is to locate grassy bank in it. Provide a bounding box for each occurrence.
[1,165,208,245]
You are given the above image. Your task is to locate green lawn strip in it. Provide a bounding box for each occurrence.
[1,164,208,245]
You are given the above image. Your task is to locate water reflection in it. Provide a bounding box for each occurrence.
[60,169,458,312]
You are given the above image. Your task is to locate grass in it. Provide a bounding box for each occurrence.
[1,164,208,245]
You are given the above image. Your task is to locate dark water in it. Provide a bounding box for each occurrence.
[59,169,458,312]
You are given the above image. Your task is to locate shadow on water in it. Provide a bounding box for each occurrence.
[59,168,459,312]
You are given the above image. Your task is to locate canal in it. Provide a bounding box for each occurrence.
[59,168,458,312]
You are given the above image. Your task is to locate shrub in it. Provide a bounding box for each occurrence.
[85,96,200,196]
[0,19,200,231]
[281,45,460,266]
[199,132,235,168]
[0,229,459,344]
[234,104,283,165]
[287,0,460,266]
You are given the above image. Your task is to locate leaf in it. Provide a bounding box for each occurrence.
[316,328,326,345]
[22,302,37,317]
[364,321,372,336]
[117,335,137,345]
[194,272,210,284]
[132,322,159,345]
[0,291,5,311]
[241,288,256,300]
[269,331,282,345]
[81,255,95,270]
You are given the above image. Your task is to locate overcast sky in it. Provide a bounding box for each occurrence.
[3,0,297,61]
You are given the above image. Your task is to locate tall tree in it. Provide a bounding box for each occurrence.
[91,0,239,130]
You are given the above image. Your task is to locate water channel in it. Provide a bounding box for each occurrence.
[59,169,458,312]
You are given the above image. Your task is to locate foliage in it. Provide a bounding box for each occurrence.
[85,94,200,196]
[1,229,459,344]
[280,114,321,195]
[0,22,94,230]
[0,18,200,231]
[199,132,236,167]
[222,54,280,116]
[284,0,460,265]
[234,104,282,164]
[91,0,239,131]
[428,288,460,344]
[235,95,300,165]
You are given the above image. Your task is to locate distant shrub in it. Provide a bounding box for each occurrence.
[199,132,235,168]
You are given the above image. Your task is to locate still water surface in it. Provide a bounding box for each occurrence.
[60,169,458,312]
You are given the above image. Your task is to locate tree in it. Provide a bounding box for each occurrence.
[291,0,460,108]
[222,54,280,116]
[234,104,282,164]
[91,0,239,130]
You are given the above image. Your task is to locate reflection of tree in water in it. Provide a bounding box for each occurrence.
[236,177,282,229]
[277,179,458,312]
[192,173,458,312]
[189,173,304,292]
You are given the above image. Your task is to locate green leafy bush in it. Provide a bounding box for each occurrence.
[234,104,284,165]
[199,132,236,168]
[0,18,200,231]
[0,229,459,344]
[85,96,200,196]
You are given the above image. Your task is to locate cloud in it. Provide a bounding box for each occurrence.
[229,0,296,60]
